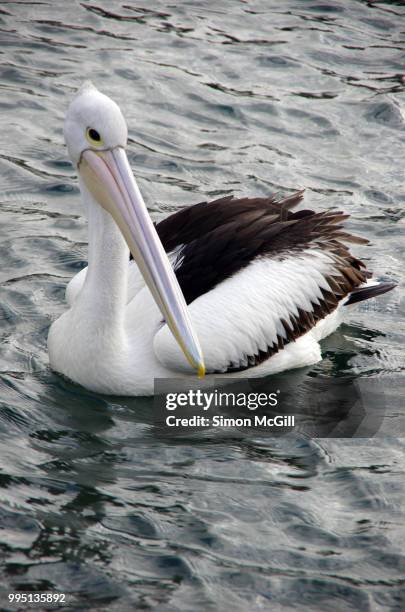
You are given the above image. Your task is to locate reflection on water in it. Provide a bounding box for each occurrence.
[0,0,404,609]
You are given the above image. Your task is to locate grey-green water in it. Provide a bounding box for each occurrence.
[0,1,404,610]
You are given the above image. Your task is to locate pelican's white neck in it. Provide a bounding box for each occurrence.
[77,178,129,326]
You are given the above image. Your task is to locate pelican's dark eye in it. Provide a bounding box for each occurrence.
[86,127,103,145]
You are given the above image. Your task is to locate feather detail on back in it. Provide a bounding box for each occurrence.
[155,191,369,306]
[151,191,387,374]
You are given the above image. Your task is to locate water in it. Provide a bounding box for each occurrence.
[0,0,404,609]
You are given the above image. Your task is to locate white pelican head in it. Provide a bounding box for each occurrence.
[64,82,205,377]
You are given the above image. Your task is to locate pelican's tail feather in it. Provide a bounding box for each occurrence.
[345,280,396,306]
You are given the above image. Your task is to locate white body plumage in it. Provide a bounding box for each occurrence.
[49,188,345,395]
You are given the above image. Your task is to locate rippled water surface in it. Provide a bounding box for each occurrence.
[1,1,405,610]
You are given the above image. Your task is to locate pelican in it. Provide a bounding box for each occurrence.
[48,82,395,395]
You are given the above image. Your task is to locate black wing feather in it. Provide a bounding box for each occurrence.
[154,191,370,306]
[132,191,395,373]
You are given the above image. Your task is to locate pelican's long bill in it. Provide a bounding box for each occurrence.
[78,146,205,377]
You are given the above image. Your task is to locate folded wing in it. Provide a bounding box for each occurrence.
[153,192,369,373]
